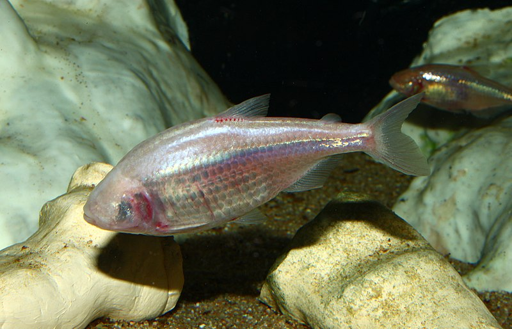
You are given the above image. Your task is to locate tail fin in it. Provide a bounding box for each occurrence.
[365,93,430,176]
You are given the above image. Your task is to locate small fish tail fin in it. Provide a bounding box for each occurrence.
[365,93,430,176]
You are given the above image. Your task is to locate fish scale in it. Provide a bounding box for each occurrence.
[84,94,429,236]
[145,131,334,232]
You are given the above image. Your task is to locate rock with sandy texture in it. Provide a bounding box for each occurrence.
[0,163,184,329]
[0,0,229,249]
[394,116,512,292]
[260,193,501,328]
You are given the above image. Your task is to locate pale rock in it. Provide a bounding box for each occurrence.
[0,0,230,249]
[0,163,184,329]
[394,116,512,292]
[260,193,501,328]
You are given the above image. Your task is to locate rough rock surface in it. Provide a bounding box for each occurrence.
[260,193,501,328]
[0,163,184,329]
[0,0,229,249]
[394,116,512,292]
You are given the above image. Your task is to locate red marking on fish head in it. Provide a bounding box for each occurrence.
[83,168,162,236]
[155,221,170,232]
[132,192,154,223]
[109,191,154,232]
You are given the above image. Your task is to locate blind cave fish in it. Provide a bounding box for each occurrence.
[390,64,512,113]
[84,94,429,236]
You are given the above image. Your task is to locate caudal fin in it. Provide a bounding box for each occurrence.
[365,93,430,176]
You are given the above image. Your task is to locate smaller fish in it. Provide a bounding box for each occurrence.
[84,94,429,236]
[390,64,512,113]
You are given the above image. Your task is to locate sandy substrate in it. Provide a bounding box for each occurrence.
[87,152,511,328]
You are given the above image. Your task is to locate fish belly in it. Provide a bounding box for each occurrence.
[144,143,320,233]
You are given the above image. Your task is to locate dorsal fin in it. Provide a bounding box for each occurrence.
[461,65,488,79]
[217,94,270,118]
[283,155,344,193]
[320,113,342,122]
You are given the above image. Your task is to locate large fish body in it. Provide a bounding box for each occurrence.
[390,64,512,112]
[84,94,428,235]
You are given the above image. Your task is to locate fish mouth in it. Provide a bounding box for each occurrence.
[83,213,94,224]
[83,204,115,231]
[83,212,106,230]
[83,202,103,227]
[82,200,162,235]
[83,205,96,225]
[83,212,138,233]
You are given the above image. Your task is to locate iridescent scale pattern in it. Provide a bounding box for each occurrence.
[131,118,369,232]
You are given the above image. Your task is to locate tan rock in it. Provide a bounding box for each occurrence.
[0,163,183,329]
[260,193,501,328]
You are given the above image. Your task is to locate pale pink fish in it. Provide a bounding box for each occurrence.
[84,94,429,235]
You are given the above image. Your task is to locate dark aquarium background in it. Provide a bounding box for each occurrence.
[176,0,511,122]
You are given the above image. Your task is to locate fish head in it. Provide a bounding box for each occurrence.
[389,69,423,96]
[83,169,156,234]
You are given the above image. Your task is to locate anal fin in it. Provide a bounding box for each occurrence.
[235,208,267,225]
[283,155,343,193]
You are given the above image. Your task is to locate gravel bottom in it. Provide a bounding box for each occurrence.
[87,153,511,329]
